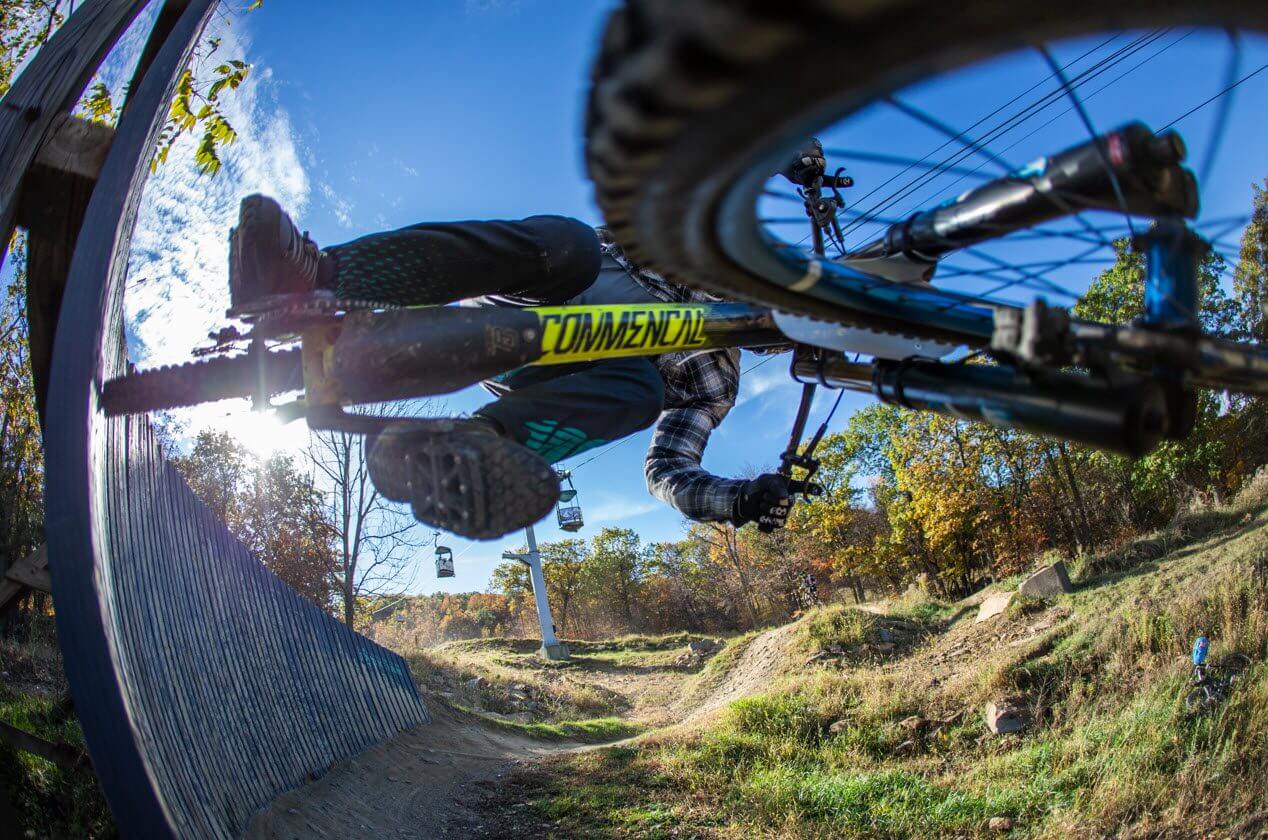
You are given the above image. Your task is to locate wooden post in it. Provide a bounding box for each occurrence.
[18,115,115,422]
[0,0,151,259]
[0,545,49,615]
[0,720,89,772]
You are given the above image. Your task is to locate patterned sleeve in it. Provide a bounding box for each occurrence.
[643,348,746,522]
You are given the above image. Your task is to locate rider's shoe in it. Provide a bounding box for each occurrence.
[367,418,560,540]
[229,194,333,311]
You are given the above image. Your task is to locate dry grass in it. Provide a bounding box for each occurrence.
[481,487,1268,838]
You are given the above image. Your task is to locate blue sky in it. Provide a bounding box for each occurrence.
[101,2,1268,596]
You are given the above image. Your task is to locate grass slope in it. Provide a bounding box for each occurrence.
[477,489,1268,839]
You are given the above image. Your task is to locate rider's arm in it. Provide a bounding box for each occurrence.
[643,348,747,522]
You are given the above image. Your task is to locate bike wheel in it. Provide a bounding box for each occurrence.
[1218,652,1254,684]
[587,0,1268,346]
[1184,686,1214,713]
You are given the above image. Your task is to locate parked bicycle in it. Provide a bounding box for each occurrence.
[1184,636,1253,713]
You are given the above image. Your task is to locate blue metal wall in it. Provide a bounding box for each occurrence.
[43,3,428,837]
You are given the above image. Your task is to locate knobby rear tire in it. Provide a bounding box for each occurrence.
[586,0,1268,343]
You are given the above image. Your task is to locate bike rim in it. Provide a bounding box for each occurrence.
[719,25,1268,347]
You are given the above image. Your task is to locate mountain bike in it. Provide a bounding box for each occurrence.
[101,1,1268,535]
[1184,636,1252,713]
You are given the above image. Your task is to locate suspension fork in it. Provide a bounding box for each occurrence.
[1137,218,1209,439]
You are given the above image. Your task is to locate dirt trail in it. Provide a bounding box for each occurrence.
[245,625,806,836]
[244,700,568,838]
[680,622,802,723]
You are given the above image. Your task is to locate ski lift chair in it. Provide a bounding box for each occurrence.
[556,471,584,532]
[435,544,455,578]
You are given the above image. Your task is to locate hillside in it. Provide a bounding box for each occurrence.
[451,482,1268,838]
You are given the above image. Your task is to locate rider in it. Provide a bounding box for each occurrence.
[228,146,828,540]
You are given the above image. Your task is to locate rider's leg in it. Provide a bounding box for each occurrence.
[230,195,601,310]
[328,215,601,306]
[229,194,601,308]
[475,358,666,463]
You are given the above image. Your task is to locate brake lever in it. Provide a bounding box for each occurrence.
[788,480,824,497]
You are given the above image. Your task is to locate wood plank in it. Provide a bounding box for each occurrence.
[5,545,49,592]
[32,114,115,181]
[0,0,150,261]
[0,544,47,614]
[121,0,194,119]
[20,119,105,422]
[0,720,89,771]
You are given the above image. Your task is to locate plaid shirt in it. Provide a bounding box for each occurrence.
[598,232,746,522]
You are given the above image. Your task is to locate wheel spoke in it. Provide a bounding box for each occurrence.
[936,255,1110,280]
[1199,29,1243,190]
[839,30,1176,253]
[1037,45,1137,237]
[747,26,1263,332]
[884,95,1016,173]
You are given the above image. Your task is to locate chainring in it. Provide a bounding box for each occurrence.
[101,348,304,416]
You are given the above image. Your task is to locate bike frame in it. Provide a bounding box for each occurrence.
[285,300,785,434]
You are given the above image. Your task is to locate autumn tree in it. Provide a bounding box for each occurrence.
[539,539,586,634]
[309,424,425,628]
[0,237,43,590]
[175,431,337,609]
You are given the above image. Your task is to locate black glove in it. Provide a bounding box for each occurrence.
[733,473,793,531]
[780,138,826,187]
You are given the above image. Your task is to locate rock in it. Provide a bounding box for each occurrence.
[511,683,530,693]
[898,714,924,732]
[805,650,833,665]
[875,642,895,653]
[828,720,850,735]
[509,712,533,724]
[1018,561,1072,600]
[688,639,716,654]
[988,816,1014,832]
[465,677,484,690]
[976,593,1014,623]
[985,701,1029,735]
[893,739,917,755]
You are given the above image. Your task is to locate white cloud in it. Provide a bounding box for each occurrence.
[318,181,353,228]
[465,0,524,13]
[122,18,310,452]
[735,354,790,407]
[582,497,660,524]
